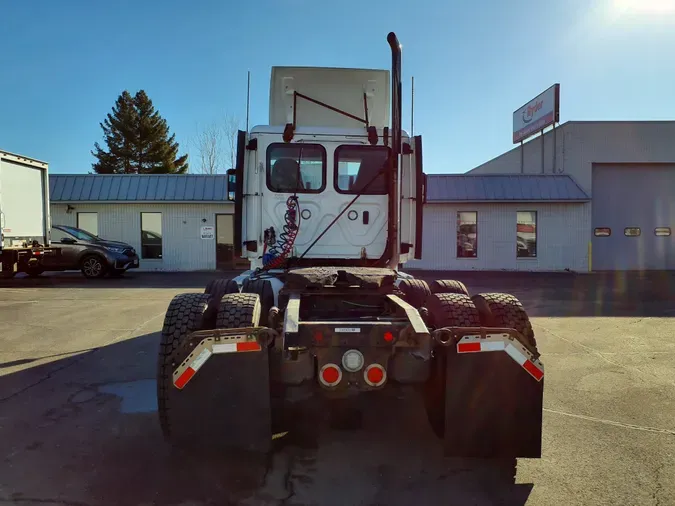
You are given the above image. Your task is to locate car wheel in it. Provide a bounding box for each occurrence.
[81,255,107,279]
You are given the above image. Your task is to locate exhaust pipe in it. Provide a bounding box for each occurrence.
[387,32,402,158]
[386,32,402,269]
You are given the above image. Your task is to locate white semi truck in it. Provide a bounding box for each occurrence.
[0,150,60,278]
[156,32,544,463]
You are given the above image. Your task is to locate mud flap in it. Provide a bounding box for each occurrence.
[166,348,272,455]
[443,346,543,458]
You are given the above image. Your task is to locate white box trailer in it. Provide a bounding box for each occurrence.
[0,150,59,277]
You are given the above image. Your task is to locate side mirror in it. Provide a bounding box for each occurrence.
[61,237,77,244]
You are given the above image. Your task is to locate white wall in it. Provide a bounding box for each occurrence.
[404,202,590,272]
[50,203,233,271]
[468,121,675,195]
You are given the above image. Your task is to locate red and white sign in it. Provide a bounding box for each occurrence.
[513,84,560,144]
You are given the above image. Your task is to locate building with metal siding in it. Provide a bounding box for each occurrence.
[46,120,675,274]
[405,174,591,272]
[465,121,675,271]
[405,203,590,272]
[49,175,235,272]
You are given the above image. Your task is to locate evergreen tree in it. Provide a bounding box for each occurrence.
[92,90,188,174]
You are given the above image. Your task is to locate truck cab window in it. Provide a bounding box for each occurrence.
[266,143,325,193]
[335,145,389,194]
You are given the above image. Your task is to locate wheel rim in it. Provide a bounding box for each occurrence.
[84,258,102,277]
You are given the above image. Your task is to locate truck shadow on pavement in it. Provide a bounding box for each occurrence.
[0,330,533,506]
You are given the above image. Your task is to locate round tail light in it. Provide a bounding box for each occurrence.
[319,363,342,387]
[364,364,386,387]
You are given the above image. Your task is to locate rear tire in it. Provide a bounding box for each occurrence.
[81,255,107,279]
[242,278,274,326]
[430,279,470,296]
[426,292,481,329]
[157,293,211,443]
[203,278,241,329]
[210,278,239,297]
[398,278,431,308]
[216,292,261,329]
[471,293,537,350]
[424,293,481,438]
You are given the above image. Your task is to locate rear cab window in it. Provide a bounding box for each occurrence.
[334,145,390,194]
[266,143,326,193]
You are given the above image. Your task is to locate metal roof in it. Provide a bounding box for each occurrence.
[49,174,231,203]
[425,174,590,202]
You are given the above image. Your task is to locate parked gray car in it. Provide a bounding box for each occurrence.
[38,225,140,278]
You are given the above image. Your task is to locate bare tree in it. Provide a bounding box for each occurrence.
[192,114,241,175]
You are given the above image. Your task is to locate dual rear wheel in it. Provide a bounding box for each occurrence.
[417,285,538,441]
[158,283,271,454]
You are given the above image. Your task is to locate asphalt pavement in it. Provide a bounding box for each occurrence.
[0,270,673,506]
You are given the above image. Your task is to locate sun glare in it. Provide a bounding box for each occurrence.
[613,0,675,14]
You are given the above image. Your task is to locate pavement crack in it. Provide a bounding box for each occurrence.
[544,408,675,436]
[0,351,97,403]
[534,323,653,381]
[0,310,164,404]
[280,452,297,505]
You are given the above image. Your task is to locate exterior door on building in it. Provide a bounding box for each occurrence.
[215,214,234,270]
[592,164,675,270]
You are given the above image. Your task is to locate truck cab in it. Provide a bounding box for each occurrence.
[231,66,424,270]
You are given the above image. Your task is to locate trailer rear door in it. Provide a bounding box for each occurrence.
[0,157,48,242]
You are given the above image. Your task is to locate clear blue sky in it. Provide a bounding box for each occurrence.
[1,0,674,175]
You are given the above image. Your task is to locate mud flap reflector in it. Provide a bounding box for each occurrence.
[457,334,544,382]
[173,338,262,390]
[174,348,212,389]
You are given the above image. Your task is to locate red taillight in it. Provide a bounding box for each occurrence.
[314,331,324,343]
[364,364,386,387]
[383,331,394,343]
[319,363,342,387]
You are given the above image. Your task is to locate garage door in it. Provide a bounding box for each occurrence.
[592,164,675,270]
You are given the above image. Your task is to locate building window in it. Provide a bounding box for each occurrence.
[141,212,162,259]
[655,227,671,237]
[457,211,477,258]
[624,227,641,237]
[334,145,390,194]
[517,211,537,258]
[77,212,98,236]
[227,171,236,201]
[594,228,611,237]
[266,143,326,193]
